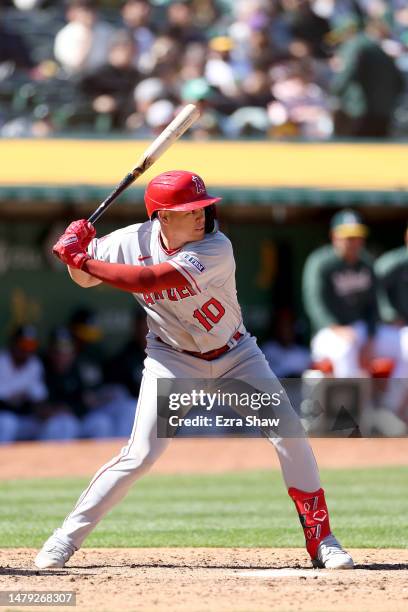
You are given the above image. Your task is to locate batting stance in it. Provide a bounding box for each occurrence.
[35,171,353,570]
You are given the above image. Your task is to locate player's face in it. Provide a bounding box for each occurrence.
[332,235,364,263]
[159,207,206,247]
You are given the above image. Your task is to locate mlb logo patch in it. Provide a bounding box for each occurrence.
[182,253,205,273]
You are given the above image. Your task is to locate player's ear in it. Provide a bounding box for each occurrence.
[158,210,170,225]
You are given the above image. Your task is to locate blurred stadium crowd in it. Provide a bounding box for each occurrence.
[0,308,146,443]
[1,208,408,443]
[1,0,408,139]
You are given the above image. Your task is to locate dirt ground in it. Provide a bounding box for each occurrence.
[1,438,408,480]
[0,438,407,612]
[1,548,408,612]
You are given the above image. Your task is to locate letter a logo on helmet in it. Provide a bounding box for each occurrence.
[145,170,222,219]
[191,175,205,195]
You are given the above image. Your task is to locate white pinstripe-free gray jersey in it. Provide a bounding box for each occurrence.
[88,219,245,352]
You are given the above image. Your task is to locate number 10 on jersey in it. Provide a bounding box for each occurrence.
[193,298,225,331]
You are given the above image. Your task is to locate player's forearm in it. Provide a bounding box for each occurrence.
[81,259,188,293]
[68,266,102,288]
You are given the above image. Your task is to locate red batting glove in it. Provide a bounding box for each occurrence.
[64,219,96,249]
[52,233,91,269]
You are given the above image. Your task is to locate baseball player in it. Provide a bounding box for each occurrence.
[303,209,378,377]
[35,170,353,570]
[375,226,408,415]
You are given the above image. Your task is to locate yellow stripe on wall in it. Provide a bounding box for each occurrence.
[1,140,407,190]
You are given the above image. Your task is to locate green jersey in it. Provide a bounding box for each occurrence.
[375,246,408,324]
[302,244,378,335]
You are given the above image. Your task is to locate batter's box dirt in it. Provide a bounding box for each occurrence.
[1,548,407,612]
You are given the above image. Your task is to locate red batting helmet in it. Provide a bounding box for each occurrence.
[145,170,221,219]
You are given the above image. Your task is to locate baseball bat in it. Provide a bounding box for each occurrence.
[88,104,200,225]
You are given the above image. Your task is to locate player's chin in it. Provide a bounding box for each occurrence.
[192,227,205,240]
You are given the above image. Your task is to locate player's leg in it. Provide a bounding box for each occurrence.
[396,326,408,422]
[217,335,320,489]
[217,335,353,569]
[35,340,212,568]
[35,369,170,568]
[372,323,408,428]
[311,324,366,377]
[61,372,168,544]
[374,323,408,383]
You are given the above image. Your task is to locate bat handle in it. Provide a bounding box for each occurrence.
[87,171,138,225]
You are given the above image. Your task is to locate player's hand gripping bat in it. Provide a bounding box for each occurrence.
[87,104,200,225]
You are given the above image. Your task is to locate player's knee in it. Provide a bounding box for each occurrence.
[121,443,162,475]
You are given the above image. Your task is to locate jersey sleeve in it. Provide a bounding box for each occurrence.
[375,252,401,323]
[168,235,235,292]
[302,250,338,330]
[87,225,144,264]
[87,232,120,263]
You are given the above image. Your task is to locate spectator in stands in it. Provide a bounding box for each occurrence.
[12,0,48,9]
[104,309,147,399]
[0,110,55,138]
[79,30,140,129]
[268,61,333,139]
[126,75,171,132]
[164,0,205,45]
[302,209,378,377]
[133,77,168,114]
[224,106,269,137]
[68,307,136,438]
[282,0,331,59]
[54,0,116,75]
[221,62,272,136]
[121,0,155,74]
[147,34,182,78]
[0,325,47,443]
[191,0,222,29]
[239,68,273,108]
[330,16,405,137]
[180,78,225,138]
[0,10,34,71]
[1,0,407,137]
[40,327,83,440]
[205,36,240,98]
[145,98,175,134]
[261,308,310,377]
[228,0,279,79]
[179,41,207,82]
[246,23,276,70]
[68,307,105,389]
